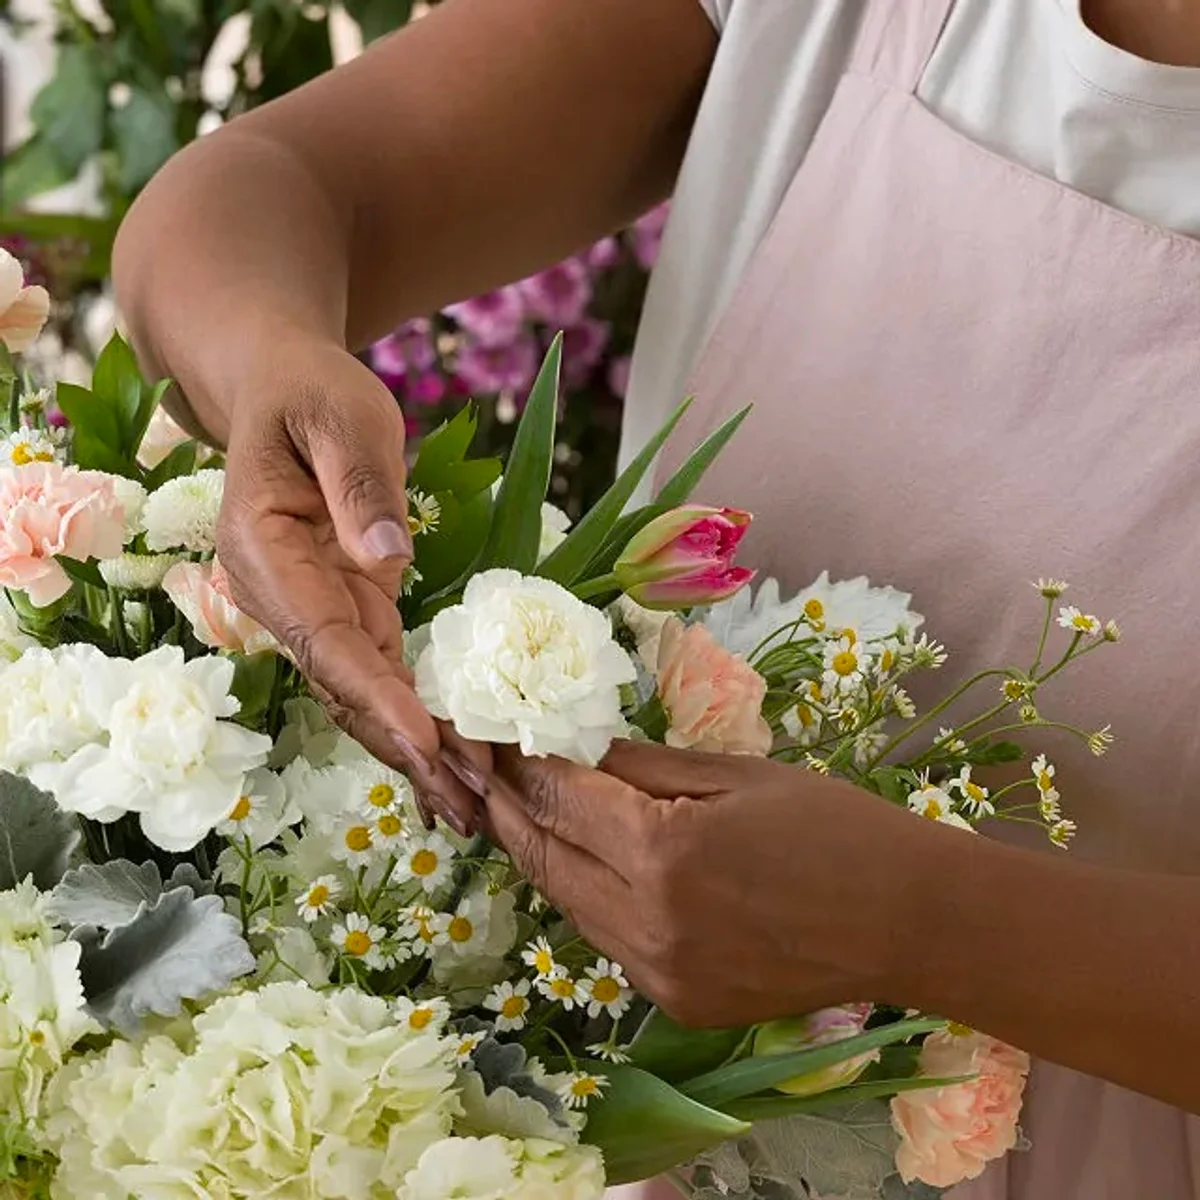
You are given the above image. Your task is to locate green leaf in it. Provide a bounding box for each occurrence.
[971,740,1023,766]
[230,652,280,725]
[407,489,492,608]
[0,136,76,209]
[111,86,180,192]
[0,773,80,892]
[55,381,119,447]
[680,1018,945,1109]
[29,45,107,175]
[476,336,561,573]
[344,0,414,42]
[654,404,752,508]
[145,439,198,490]
[91,334,145,450]
[868,767,915,806]
[538,399,692,586]
[629,1008,748,1085]
[724,1075,972,1123]
[581,1062,749,1187]
[409,406,478,491]
[252,6,335,102]
[58,556,106,590]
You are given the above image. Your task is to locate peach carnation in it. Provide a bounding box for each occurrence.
[163,558,278,654]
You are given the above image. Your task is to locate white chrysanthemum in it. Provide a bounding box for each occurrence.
[27,645,271,851]
[46,982,459,1198]
[0,590,37,663]
[538,502,572,560]
[705,573,923,660]
[415,569,636,766]
[0,428,57,467]
[108,474,148,541]
[217,766,300,848]
[97,550,180,591]
[141,468,224,552]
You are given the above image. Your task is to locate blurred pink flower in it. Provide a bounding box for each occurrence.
[454,333,541,397]
[892,1030,1030,1188]
[371,319,439,387]
[608,355,633,399]
[655,617,772,756]
[0,249,50,353]
[561,319,612,387]
[163,558,278,655]
[518,260,593,327]
[631,202,671,271]
[45,402,70,430]
[444,287,527,347]
[407,368,447,406]
[0,462,126,606]
[587,237,621,271]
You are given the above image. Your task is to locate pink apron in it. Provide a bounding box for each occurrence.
[639,0,1200,1196]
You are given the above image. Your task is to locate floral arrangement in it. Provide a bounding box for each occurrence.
[0,249,1117,1199]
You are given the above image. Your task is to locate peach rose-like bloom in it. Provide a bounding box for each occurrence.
[0,463,126,606]
[656,617,771,755]
[163,558,278,655]
[891,1030,1030,1188]
[0,249,50,353]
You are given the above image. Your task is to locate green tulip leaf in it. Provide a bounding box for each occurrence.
[628,1008,749,1084]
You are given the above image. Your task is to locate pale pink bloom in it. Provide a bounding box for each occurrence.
[444,287,527,347]
[608,354,633,399]
[0,462,126,606]
[454,333,541,397]
[561,319,611,387]
[631,202,670,271]
[137,407,192,469]
[0,250,50,353]
[587,237,621,271]
[162,558,278,655]
[517,260,593,327]
[892,1031,1030,1188]
[656,617,771,756]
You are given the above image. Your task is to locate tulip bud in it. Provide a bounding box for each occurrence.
[613,505,756,610]
[753,1004,878,1097]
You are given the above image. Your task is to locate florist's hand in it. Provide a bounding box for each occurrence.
[216,338,488,831]
[486,741,949,1027]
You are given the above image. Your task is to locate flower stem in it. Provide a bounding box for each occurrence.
[107,586,128,657]
[573,573,619,602]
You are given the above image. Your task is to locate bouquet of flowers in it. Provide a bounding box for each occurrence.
[0,249,1116,1200]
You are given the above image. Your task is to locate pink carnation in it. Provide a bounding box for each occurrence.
[656,617,771,756]
[0,462,126,606]
[891,1031,1030,1188]
[163,559,278,655]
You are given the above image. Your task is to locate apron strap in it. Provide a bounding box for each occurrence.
[848,0,955,94]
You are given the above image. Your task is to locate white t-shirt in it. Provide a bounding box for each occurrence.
[620,0,1200,468]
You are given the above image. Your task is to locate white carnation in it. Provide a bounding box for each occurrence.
[538,503,572,560]
[108,474,148,541]
[415,570,635,766]
[142,468,224,552]
[0,590,37,663]
[28,645,271,851]
[97,551,180,591]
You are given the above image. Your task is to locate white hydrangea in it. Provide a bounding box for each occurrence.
[97,551,180,591]
[108,475,148,541]
[415,569,636,766]
[27,645,272,851]
[0,590,37,663]
[45,982,460,1199]
[141,468,224,552]
[538,503,572,560]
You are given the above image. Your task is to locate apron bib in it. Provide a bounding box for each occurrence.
[655,0,1200,1195]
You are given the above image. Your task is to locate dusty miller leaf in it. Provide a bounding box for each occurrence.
[49,859,215,931]
[74,888,255,1034]
[0,772,80,891]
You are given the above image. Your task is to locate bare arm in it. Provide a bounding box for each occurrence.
[114,0,717,444]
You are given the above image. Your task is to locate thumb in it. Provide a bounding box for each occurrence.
[297,372,413,572]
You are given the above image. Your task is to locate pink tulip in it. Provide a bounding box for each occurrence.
[753,1005,878,1098]
[614,505,756,609]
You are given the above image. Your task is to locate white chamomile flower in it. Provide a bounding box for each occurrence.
[329,815,377,868]
[1031,754,1058,800]
[1039,791,1062,823]
[295,874,341,923]
[1033,578,1069,598]
[581,959,631,1020]
[97,551,180,591]
[890,687,916,720]
[538,968,586,1011]
[1088,726,1114,757]
[18,387,50,415]
[441,891,489,957]
[903,633,948,669]
[587,1042,632,1065]
[521,937,558,979]
[484,979,532,1032]
[781,699,820,745]
[455,1030,487,1061]
[217,767,300,848]
[1057,606,1101,636]
[352,762,415,817]
[406,489,441,536]
[950,766,995,818]
[936,727,967,755]
[402,565,423,596]
[1048,818,1077,849]
[906,776,963,826]
[1001,678,1030,703]
[396,832,456,894]
[559,1071,608,1110]
[822,634,872,695]
[393,996,450,1034]
[372,810,407,852]
[853,729,888,769]
[399,904,451,954]
[141,468,225,552]
[330,912,388,969]
[0,428,56,466]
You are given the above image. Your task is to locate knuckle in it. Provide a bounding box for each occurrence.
[338,460,395,515]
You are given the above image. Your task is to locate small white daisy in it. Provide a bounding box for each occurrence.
[1057,606,1101,636]
[1033,578,1069,598]
[905,634,948,669]
[936,726,967,754]
[455,1030,487,1061]
[537,968,586,1011]
[822,635,872,695]
[353,765,413,816]
[1088,726,1114,757]
[330,912,388,969]
[0,429,57,467]
[950,766,995,819]
[891,687,916,719]
[587,1042,632,1065]
[295,874,341,923]
[1031,753,1058,798]
[559,1071,608,1110]
[406,489,441,536]
[394,996,450,1034]
[907,777,955,822]
[1048,818,1078,849]
[521,936,558,979]
[398,904,451,954]
[1103,619,1122,643]
[373,810,407,851]
[402,565,423,596]
[329,816,376,868]
[484,979,533,1032]
[581,959,632,1021]
[395,833,456,894]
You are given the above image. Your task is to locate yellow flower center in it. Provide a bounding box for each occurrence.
[1036,771,1053,793]
[1003,680,1025,701]
[880,648,895,672]
[28,1029,45,1047]
[368,783,395,808]
[408,1008,434,1031]
[411,849,439,877]
[343,930,372,956]
[590,977,620,1005]
[306,884,330,908]
[947,1021,974,1037]
[448,916,474,944]
[796,703,814,729]
[923,795,944,820]
[1072,614,1093,630]
[804,599,824,622]
[839,628,857,644]
[407,513,422,535]
[831,650,859,677]
[501,995,528,1020]
[571,1077,600,1099]
[550,977,577,1000]
[229,795,252,822]
[965,782,986,802]
[344,825,372,852]
[417,920,435,943]
[533,949,554,975]
[11,444,52,466]
[377,814,403,838]
[809,682,823,702]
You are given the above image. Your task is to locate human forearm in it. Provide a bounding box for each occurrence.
[904,832,1200,1112]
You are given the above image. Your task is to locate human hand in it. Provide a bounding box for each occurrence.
[485,741,951,1027]
[216,336,488,832]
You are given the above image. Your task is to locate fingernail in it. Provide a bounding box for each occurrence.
[440,804,473,839]
[441,749,489,798]
[363,519,413,562]
[393,734,433,776]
